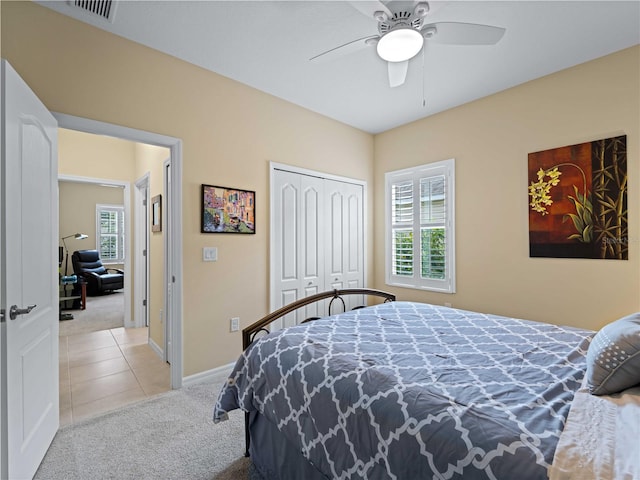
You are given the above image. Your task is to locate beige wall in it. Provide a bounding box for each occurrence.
[374,46,640,331]
[58,128,136,181]
[58,127,133,279]
[59,181,124,275]
[1,1,375,375]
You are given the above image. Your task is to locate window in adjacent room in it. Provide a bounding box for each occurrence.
[96,204,125,263]
[385,159,455,293]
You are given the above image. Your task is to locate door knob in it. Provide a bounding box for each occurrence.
[9,304,36,320]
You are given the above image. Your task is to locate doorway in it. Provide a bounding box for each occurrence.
[53,113,184,391]
[57,130,174,424]
[58,176,130,331]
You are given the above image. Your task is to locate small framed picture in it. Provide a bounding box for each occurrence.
[151,194,162,232]
[201,184,255,234]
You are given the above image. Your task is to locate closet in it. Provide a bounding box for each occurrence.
[271,165,365,329]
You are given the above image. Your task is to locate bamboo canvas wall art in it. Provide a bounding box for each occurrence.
[528,135,627,259]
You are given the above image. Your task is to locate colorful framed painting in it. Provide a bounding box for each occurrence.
[201,184,255,234]
[528,135,627,259]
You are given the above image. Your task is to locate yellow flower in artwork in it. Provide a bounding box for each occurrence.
[529,167,562,215]
[547,167,562,185]
[529,161,594,244]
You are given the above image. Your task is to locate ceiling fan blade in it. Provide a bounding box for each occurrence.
[388,61,409,88]
[425,22,506,45]
[348,1,392,20]
[310,35,379,62]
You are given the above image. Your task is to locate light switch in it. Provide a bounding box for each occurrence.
[203,247,218,262]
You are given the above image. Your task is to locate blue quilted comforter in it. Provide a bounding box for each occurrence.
[214,302,593,479]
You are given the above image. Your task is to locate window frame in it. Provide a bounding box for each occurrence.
[385,159,456,293]
[96,203,125,264]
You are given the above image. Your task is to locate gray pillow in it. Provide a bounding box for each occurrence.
[586,312,640,395]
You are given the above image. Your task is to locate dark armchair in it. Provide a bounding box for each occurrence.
[72,249,124,296]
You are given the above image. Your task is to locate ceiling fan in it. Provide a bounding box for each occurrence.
[310,1,506,88]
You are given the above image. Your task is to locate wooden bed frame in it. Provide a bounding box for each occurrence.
[241,288,396,457]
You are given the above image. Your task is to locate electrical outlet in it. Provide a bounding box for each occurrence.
[230,317,240,332]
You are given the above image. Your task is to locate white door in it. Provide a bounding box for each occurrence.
[272,170,324,328]
[272,167,364,325]
[134,174,150,328]
[1,60,59,479]
[299,174,325,319]
[273,170,300,328]
[325,180,364,311]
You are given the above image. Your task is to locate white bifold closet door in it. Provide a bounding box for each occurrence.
[272,168,364,329]
[324,178,365,311]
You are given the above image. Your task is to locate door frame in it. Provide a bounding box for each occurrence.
[269,161,368,313]
[58,175,132,326]
[134,173,150,329]
[54,113,184,389]
[162,158,172,364]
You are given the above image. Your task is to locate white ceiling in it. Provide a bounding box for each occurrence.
[39,1,640,134]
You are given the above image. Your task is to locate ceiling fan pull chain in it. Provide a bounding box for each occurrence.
[422,45,427,107]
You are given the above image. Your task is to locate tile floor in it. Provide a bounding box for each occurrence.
[59,327,171,426]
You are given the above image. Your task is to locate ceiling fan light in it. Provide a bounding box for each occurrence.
[376,28,424,62]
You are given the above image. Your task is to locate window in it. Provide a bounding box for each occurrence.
[96,204,125,263]
[385,159,455,293]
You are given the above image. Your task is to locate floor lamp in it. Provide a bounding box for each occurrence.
[61,233,88,276]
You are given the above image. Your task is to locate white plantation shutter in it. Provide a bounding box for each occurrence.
[420,176,446,280]
[96,204,125,262]
[385,159,455,293]
[391,181,414,276]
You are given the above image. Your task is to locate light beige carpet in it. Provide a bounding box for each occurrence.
[59,291,125,336]
[35,375,252,479]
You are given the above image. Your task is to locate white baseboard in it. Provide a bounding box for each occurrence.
[146,337,233,388]
[182,362,235,387]
[148,337,163,360]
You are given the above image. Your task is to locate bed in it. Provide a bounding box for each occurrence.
[213,288,640,480]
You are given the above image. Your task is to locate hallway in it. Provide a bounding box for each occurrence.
[59,327,170,426]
